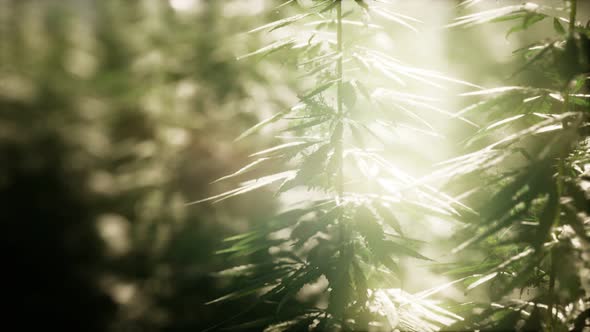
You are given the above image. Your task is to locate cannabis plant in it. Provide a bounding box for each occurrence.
[436,0,590,330]
[198,0,478,331]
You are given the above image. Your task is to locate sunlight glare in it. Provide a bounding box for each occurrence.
[169,0,197,12]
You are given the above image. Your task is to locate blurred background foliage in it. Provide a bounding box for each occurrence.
[0,0,294,330]
[1,0,589,331]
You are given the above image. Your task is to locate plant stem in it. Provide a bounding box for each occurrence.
[328,1,353,325]
[547,6,576,322]
[336,0,344,200]
[336,2,347,251]
[548,163,562,331]
[569,0,577,35]
[548,250,557,331]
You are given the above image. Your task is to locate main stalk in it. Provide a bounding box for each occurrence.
[568,0,577,35]
[328,0,354,325]
[336,0,344,199]
[548,2,577,330]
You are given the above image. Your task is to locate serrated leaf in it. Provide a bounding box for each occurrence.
[276,267,322,314]
[263,315,317,332]
[212,157,273,183]
[466,272,499,291]
[299,51,340,67]
[206,287,263,305]
[505,13,546,38]
[352,260,368,305]
[319,0,339,13]
[458,0,485,9]
[484,114,526,131]
[295,143,333,181]
[305,19,382,29]
[355,205,385,244]
[250,141,313,157]
[189,171,296,204]
[248,13,311,34]
[553,17,566,35]
[237,38,296,60]
[415,275,478,299]
[216,239,280,256]
[370,6,420,32]
[223,230,263,243]
[299,59,336,78]
[235,111,287,141]
[300,79,340,100]
[274,0,295,10]
[374,202,404,236]
[223,317,277,330]
[348,121,366,148]
[437,261,501,277]
[460,86,527,96]
[354,0,369,10]
[446,4,541,28]
[385,240,432,261]
[284,116,331,132]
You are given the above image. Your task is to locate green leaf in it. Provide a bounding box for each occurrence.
[446,3,542,28]
[298,51,340,66]
[510,43,553,79]
[189,171,296,204]
[489,12,527,23]
[291,143,334,187]
[370,6,420,32]
[352,260,368,305]
[223,230,263,243]
[212,157,273,183]
[374,202,404,236]
[206,287,263,305]
[300,79,340,100]
[328,246,353,319]
[415,275,479,299]
[341,82,357,110]
[466,272,499,291]
[384,240,433,261]
[262,315,317,332]
[505,13,546,38]
[284,117,331,132]
[237,38,296,60]
[354,205,385,246]
[319,0,339,14]
[299,59,336,78]
[249,141,314,157]
[216,239,281,256]
[533,186,558,247]
[553,17,566,35]
[460,86,528,96]
[435,261,501,277]
[348,121,366,148]
[235,111,287,141]
[291,215,332,245]
[223,317,277,330]
[274,0,296,10]
[276,267,322,314]
[351,79,371,101]
[354,0,369,10]
[483,114,526,131]
[248,13,311,34]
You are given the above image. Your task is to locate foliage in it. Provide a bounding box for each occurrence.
[204,0,590,331]
[202,0,479,331]
[4,0,590,331]
[0,1,286,330]
[439,0,590,331]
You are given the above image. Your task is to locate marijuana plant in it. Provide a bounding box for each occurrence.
[437,0,590,330]
[197,0,478,331]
